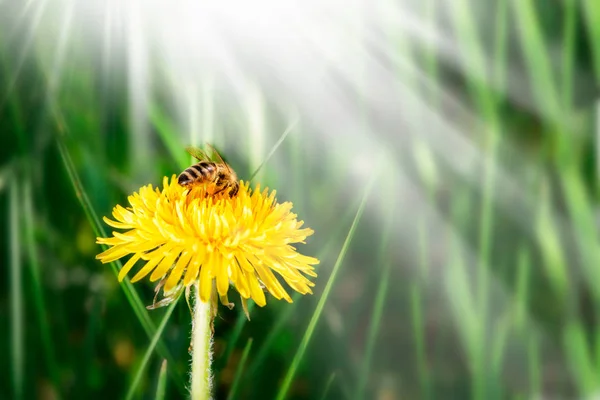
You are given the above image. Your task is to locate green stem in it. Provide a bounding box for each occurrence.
[10,177,24,400]
[190,285,214,400]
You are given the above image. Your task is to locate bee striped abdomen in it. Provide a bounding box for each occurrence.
[177,162,216,186]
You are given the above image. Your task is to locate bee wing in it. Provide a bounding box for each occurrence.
[185,146,211,162]
[205,143,233,173]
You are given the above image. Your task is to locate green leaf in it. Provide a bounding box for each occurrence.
[227,338,253,400]
[125,297,180,400]
[57,137,185,389]
[9,177,24,400]
[275,167,377,400]
[154,360,168,400]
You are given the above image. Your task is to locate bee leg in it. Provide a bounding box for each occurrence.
[212,186,226,196]
[229,183,239,197]
[214,184,237,197]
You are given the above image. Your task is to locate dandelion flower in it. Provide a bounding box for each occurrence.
[96,175,319,311]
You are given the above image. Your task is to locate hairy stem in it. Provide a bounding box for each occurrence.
[190,284,213,400]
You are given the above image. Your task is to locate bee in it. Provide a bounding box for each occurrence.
[178,144,239,196]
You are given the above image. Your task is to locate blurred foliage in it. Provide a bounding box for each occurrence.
[3,0,600,399]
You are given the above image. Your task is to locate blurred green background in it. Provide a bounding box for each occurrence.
[2,0,600,399]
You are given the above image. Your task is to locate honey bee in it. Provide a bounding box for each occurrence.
[178,144,239,196]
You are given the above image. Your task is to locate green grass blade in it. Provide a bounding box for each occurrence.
[227,338,253,400]
[249,117,298,182]
[582,0,600,80]
[450,0,498,126]
[563,322,599,395]
[561,0,576,108]
[9,177,24,400]
[595,329,600,380]
[514,248,531,332]
[245,196,364,379]
[56,137,108,240]
[155,360,168,400]
[356,196,395,400]
[319,372,337,400]
[410,284,430,399]
[535,181,569,300]
[511,0,560,118]
[217,301,255,374]
[245,84,266,182]
[243,292,301,380]
[356,261,390,400]
[125,297,180,400]
[559,169,600,298]
[56,137,185,389]
[200,79,215,146]
[493,0,509,92]
[3,74,26,154]
[422,0,439,106]
[186,87,201,148]
[23,178,60,393]
[490,312,510,393]
[450,14,502,347]
[275,169,377,400]
[527,334,541,397]
[447,192,482,399]
[150,104,188,170]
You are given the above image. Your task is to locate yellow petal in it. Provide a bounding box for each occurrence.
[102,216,133,230]
[246,270,266,307]
[96,243,131,263]
[251,257,291,302]
[236,254,255,272]
[216,252,230,296]
[183,246,205,286]
[150,247,181,282]
[131,251,164,282]
[199,254,213,303]
[165,251,192,293]
[232,258,250,298]
[118,253,142,281]
[96,236,126,246]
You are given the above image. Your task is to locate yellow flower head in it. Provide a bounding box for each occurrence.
[96,176,319,310]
